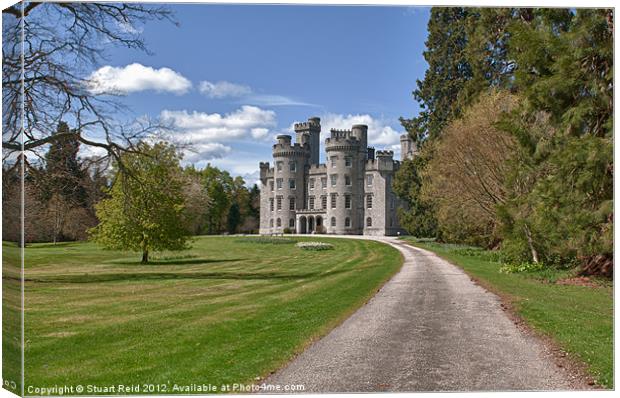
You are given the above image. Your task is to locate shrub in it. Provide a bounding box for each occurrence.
[296,242,334,251]
[499,261,545,274]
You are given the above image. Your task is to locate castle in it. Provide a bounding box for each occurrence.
[259,117,415,236]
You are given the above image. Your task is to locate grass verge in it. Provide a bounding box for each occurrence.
[5,236,402,393]
[401,238,613,389]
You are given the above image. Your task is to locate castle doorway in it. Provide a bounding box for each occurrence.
[308,217,315,233]
[299,216,307,234]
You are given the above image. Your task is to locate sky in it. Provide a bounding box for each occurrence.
[87,4,431,184]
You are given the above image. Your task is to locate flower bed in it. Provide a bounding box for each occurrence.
[296,242,334,251]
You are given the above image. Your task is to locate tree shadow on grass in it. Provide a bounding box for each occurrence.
[108,258,247,266]
[21,266,368,285]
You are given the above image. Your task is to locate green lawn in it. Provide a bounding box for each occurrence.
[5,236,402,393]
[401,238,613,389]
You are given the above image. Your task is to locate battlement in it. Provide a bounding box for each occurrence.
[294,117,321,132]
[329,128,353,139]
[272,141,309,158]
[376,150,394,158]
[259,162,273,182]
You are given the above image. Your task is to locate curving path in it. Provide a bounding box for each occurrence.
[264,236,580,392]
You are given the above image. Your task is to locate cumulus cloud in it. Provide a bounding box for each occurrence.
[87,63,192,95]
[199,80,252,98]
[161,105,277,163]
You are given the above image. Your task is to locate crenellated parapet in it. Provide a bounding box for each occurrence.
[259,162,273,182]
[294,118,321,132]
[272,134,310,158]
[365,150,395,172]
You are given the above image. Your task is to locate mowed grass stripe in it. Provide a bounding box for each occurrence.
[16,236,401,390]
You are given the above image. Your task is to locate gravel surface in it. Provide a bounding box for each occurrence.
[263,236,579,392]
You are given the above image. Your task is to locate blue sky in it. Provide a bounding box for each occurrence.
[88,4,430,183]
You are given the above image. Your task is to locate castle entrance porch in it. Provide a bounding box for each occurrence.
[295,210,326,234]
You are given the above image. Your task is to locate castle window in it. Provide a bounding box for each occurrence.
[389,218,393,227]
[289,197,295,210]
[330,156,338,168]
[276,161,283,171]
[276,178,283,189]
[366,195,373,209]
[321,196,327,209]
[277,218,281,227]
[277,196,282,210]
[269,181,274,191]
[330,193,337,209]
[366,217,372,227]
[270,219,274,227]
[309,196,315,210]
[390,198,395,209]
[289,179,296,189]
[345,175,351,186]
[367,174,373,186]
[289,161,296,172]
[345,156,352,167]
[345,194,351,209]
[289,218,295,228]
[345,217,351,227]
[269,198,274,212]
[309,178,315,189]
[331,217,336,227]
[321,177,327,189]
[330,174,337,186]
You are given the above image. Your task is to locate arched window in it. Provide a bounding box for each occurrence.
[366,217,372,227]
[345,217,351,227]
[289,218,295,228]
[276,218,281,227]
[331,217,336,227]
[269,219,274,227]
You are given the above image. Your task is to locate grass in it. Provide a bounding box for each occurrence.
[3,236,402,393]
[401,237,613,389]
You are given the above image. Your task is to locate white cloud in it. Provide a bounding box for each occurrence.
[87,63,192,95]
[184,143,232,162]
[161,105,277,163]
[199,80,252,98]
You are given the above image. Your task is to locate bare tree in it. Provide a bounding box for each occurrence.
[2,1,177,167]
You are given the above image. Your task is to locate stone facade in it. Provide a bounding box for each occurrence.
[259,117,415,236]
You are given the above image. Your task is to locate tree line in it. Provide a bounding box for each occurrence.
[394,8,613,277]
[2,123,260,254]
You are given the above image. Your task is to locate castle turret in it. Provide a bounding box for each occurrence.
[324,128,364,234]
[294,117,321,166]
[400,134,416,160]
[270,134,309,233]
[351,124,368,160]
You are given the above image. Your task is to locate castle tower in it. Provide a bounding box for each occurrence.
[324,128,364,235]
[400,134,416,160]
[351,124,368,160]
[294,117,321,166]
[271,134,309,233]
